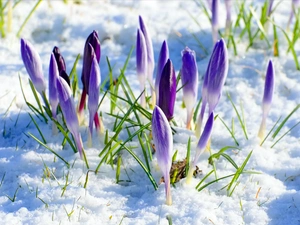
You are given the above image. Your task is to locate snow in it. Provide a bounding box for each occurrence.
[1,0,300,224]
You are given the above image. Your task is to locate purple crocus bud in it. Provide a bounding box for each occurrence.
[56,76,83,158]
[20,38,46,96]
[181,47,198,130]
[158,59,176,121]
[78,30,101,116]
[206,38,228,113]
[195,39,227,137]
[211,0,219,44]
[258,60,275,141]
[49,53,59,120]
[88,53,101,146]
[139,15,154,86]
[59,70,71,87]
[155,40,169,104]
[52,46,66,73]
[187,112,214,184]
[152,106,173,205]
[136,28,148,107]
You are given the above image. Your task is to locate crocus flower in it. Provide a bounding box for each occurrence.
[88,49,102,147]
[49,53,59,121]
[139,15,154,87]
[152,106,173,205]
[186,112,214,184]
[56,76,84,158]
[155,40,169,104]
[196,39,228,137]
[136,28,147,107]
[20,38,46,96]
[78,30,101,116]
[211,0,219,44]
[181,47,198,130]
[258,60,275,142]
[158,59,176,121]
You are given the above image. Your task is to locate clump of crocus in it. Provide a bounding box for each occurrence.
[56,76,85,161]
[78,30,101,119]
[152,106,173,205]
[196,38,228,138]
[258,60,275,143]
[181,47,198,130]
[20,38,46,98]
[155,40,169,104]
[48,53,59,134]
[87,45,102,147]
[136,28,148,107]
[139,15,155,105]
[158,59,176,121]
[211,0,219,44]
[186,112,214,184]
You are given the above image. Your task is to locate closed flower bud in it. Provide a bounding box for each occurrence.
[20,38,46,96]
[152,106,173,205]
[158,59,176,121]
[181,47,198,129]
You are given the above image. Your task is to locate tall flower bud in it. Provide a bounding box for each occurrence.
[258,60,275,142]
[152,106,173,205]
[158,59,176,121]
[20,38,46,96]
[155,40,169,104]
[181,47,198,129]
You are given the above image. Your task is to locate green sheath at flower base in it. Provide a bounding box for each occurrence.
[152,106,173,205]
[56,76,83,158]
[20,38,46,96]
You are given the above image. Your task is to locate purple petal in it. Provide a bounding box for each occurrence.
[20,38,46,95]
[206,38,228,113]
[81,31,101,93]
[155,40,169,104]
[263,60,275,107]
[152,105,173,204]
[49,53,59,119]
[56,76,83,157]
[139,15,154,83]
[194,112,214,164]
[158,59,176,121]
[268,0,274,16]
[136,29,147,82]
[181,47,198,128]
[59,70,70,87]
[88,55,101,136]
[52,46,66,73]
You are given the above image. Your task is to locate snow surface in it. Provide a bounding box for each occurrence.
[1,0,300,224]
